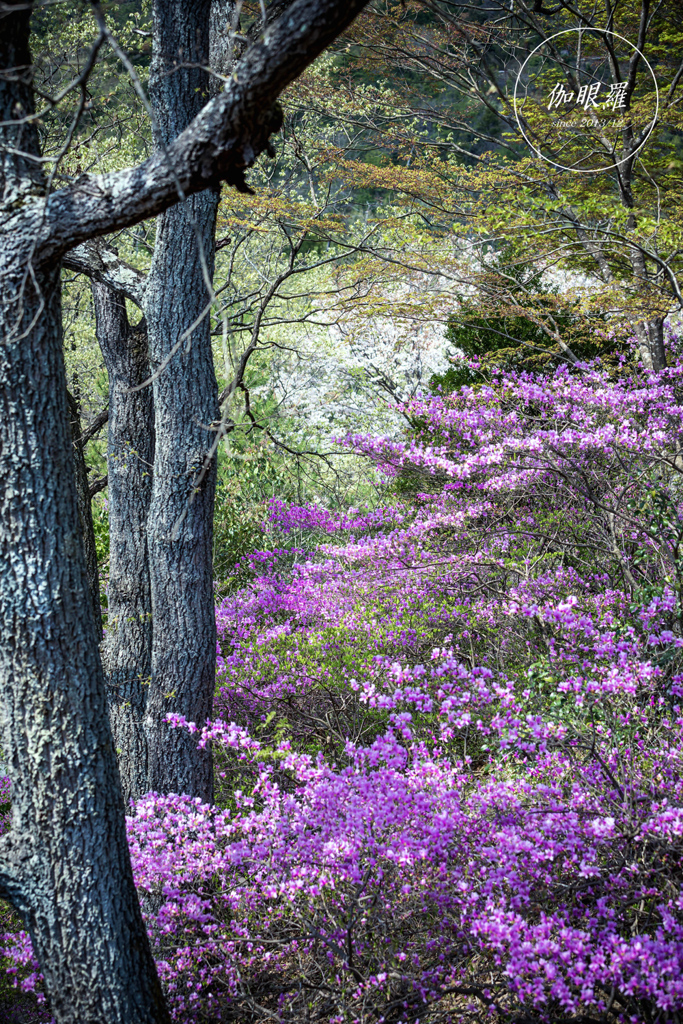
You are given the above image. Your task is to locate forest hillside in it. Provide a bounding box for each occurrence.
[0,1,682,1022]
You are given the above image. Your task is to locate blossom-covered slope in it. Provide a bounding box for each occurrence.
[6,355,683,1022]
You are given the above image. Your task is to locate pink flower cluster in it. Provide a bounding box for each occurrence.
[5,354,683,1022]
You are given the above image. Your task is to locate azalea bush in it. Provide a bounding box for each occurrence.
[5,350,683,1022]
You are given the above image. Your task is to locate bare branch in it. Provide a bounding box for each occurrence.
[88,474,108,498]
[78,407,109,448]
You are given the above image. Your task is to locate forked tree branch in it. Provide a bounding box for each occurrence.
[36,0,370,262]
[63,240,147,306]
[78,407,109,447]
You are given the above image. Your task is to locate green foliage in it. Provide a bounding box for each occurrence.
[92,499,110,622]
[213,433,297,592]
[213,496,267,594]
[91,497,110,568]
[430,245,623,394]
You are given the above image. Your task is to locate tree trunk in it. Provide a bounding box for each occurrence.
[66,389,103,640]
[144,0,220,801]
[0,263,170,1024]
[93,284,155,803]
[0,6,169,1020]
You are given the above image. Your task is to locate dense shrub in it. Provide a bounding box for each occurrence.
[5,350,683,1022]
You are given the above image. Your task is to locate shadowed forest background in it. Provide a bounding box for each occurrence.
[1,0,683,1021]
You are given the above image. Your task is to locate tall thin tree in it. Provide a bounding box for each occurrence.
[143,0,224,802]
[93,284,155,801]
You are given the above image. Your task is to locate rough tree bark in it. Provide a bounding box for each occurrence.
[64,242,154,802]
[92,284,155,803]
[0,5,169,1020]
[0,268,170,1024]
[144,0,222,802]
[0,0,370,1018]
